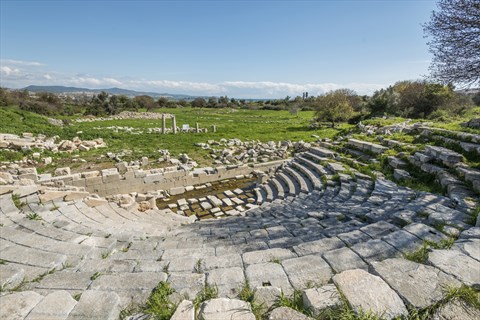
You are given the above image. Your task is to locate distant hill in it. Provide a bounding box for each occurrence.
[23,85,197,100]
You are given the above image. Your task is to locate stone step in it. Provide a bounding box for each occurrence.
[270,178,285,199]
[277,171,299,196]
[291,160,322,190]
[65,290,122,320]
[309,146,337,159]
[296,155,329,179]
[25,290,77,320]
[0,224,93,263]
[333,269,407,319]
[253,187,265,204]
[302,153,335,175]
[0,242,68,269]
[283,166,311,193]
[0,291,44,320]
[259,183,274,202]
[0,263,25,290]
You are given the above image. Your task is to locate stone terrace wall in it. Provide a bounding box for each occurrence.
[41,160,286,197]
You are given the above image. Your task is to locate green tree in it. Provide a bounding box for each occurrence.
[208,96,218,108]
[157,97,168,108]
[177,99,188,107]
[134,95,156,111]
[191,97,207,108]
[0,88,11,106]
[314,89,355,127]
[218,96,229,108]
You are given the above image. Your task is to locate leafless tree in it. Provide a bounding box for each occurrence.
[423,0,480,86]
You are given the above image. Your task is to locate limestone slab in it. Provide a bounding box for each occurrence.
[0,245,67,269]
[302,284,342,317]
[90,272,167,291]
[381,230,423,254]
[25,290,77,320]
[432,298,480,320]
[360,221,399,239]
[269,307,313,319]
[245,262,293,295]
[171,300,195,320]
[0,264,24,290]
[206,267,245,298]
[337,230,371,246]
[403,223,447,243]
[428,249,480,288]
[198,298,255,320]
[34,271,92,290]
[77,259,136,273]
[66,290,122,320]
[253,286,281,310]
[168,273,205,301]
[351,239,400,262]
[0,291,43,320]
[203,254,243,270]
[281,255,332,289]
[292,237,344,256]
[371,258,460,308]
[452,239,480,261]
[333,269,407,319]
[322,247,368,273]
[242,248,296,265]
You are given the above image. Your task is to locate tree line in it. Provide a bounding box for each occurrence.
[1,80,479,126]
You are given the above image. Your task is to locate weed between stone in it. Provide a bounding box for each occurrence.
[193,283,218,310]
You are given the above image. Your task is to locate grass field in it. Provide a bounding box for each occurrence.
[1,106,479,173]
[0,107,352,170]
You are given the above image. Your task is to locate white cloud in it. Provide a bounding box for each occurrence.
[132,80,224,93]
[221,81,384,96]
[0,58,386,97]
[0,66,21,76]
[0,59,45,67]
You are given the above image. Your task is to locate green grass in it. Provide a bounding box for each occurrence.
[404,238,456,264]
[32,268,55,283]
[0,106,353,170]
[143,282,177,320]
[467,206,480,226]
[120,281,178,320]
[194,258,204,274]
[121,242,132,252]
[404,242,430,264]
[90,272,101,281]
[26,212,42,220]
[238,281,266,320]
[274,290,309,315]
[12,193,25,209]
[269,257,281,264]
[193,283,218,310]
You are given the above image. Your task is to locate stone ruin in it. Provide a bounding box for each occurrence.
[0,123,479,320]
[74,111,213,134]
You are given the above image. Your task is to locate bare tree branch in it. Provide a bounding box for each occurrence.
[423,0,480,87]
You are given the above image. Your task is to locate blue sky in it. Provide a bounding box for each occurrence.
[0,0,437,98]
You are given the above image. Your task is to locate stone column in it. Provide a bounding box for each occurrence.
[196,122,200,132]
[212,125,216,133]
[172,116,177,134]
[162,114,166,134]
